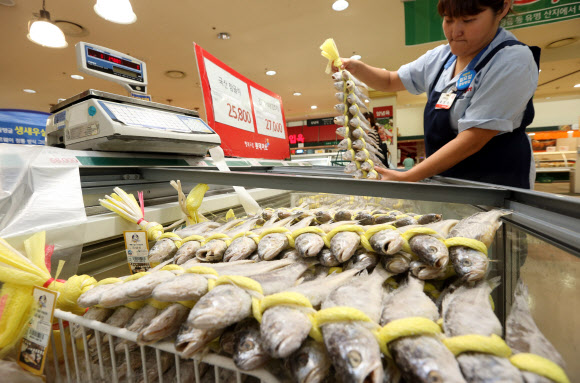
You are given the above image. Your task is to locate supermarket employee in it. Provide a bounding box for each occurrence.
[335,0,540,189]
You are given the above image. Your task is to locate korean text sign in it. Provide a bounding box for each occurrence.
[194,43,290,160]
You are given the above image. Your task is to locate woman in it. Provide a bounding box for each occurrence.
[363,111,391,168]
[335,0,539,189]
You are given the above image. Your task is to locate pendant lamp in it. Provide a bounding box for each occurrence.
[94,0,137,24]
[27,0,68,48]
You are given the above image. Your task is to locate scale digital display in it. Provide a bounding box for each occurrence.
[87,48,141,70]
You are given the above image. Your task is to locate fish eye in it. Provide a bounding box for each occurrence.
[347,350,362,367]
[240,340,254,352]
[428,371,443,383]
[297,353,309,367]
[462,259,472,267]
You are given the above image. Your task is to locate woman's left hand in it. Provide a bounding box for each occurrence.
[374,166,414,182]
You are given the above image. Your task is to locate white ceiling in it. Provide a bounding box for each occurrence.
[1,0,579,122]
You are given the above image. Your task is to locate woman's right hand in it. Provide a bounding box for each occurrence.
[332,57,363,75]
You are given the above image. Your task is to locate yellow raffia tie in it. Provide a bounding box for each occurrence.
[202,233,232,247]
[95,277,122,286]
[320,38,342,74]
[122,271,150,282]
[258,227,295,248]
[361,224,397,251]
[328,267,342,274]
[231,231,260,245]
[0,232,99,355]
[510,354,570,383]
[177,300,197,309]
[146,298,171,311]
[209,275,264,322]
[225,209,236,221]
[160,264,183,272]
[124,300,147,310]
[185,184,209,225]
[445,237,488,256]
[323,225,364,248]
[309,306,378,343]
[157,232,183,248]
[377,317,442,357]
[443,334,512,358]
[180,234,205,245]
[400,227,444,254]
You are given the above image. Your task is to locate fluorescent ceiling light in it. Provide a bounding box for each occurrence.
[293,92,302,96]
[94,0,137,24]
[350,54,362,60]
[311,105,317,109]
[27,9,67,48]
[266,70,276,76]
[23,89,37,93]
[71,74,84,80]
[574,84,580,88]
[332,0,349,11]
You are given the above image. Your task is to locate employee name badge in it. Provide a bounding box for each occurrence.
[435,92,457,110]
[17,287,58,375]
[123,230,151,274]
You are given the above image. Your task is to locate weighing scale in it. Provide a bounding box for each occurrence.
[46,42,220,155]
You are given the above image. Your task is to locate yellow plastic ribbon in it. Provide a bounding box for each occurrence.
[320,38,342,74]
[377,317,442,357]
[201,233,232,247]
[157,232,183,248]
[442,334,512,358]
[510,353,570,383]
[445,237,488,256]
[185,184,209,225]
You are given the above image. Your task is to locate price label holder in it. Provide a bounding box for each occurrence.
[17,287,58,376]
[248,159,261,166]
[123,231,151,274]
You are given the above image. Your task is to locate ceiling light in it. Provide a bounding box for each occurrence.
[94,0,137,24]
[266,70,276,76]
[311,105,317,109]
[27,2,68,49]
[350,54,362,60]
[528,133,535,136]
[364,99,369,103]
[293,92,302,96]
[538,69,542,72]
[332,0,349,11]
[70,74,84,80]
[165,70,186,79]
[217,32,230,40]
[575,84,580,88]
[23,89,37,93]
[546,37,577,49]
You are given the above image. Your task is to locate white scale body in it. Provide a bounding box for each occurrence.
[46,42,221,155]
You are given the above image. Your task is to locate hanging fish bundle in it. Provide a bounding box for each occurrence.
[320,38,386,180]
[70,202,570,383]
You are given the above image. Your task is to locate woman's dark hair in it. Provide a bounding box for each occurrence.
[363,112,376,127]
[437,0,511,18]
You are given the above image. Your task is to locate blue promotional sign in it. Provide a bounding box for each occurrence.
[457,70,476,91]
[0,109,50,145]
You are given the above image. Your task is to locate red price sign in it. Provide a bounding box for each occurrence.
[195,43,289,159]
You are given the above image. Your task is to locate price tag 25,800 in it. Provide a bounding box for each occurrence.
[17,287,58,376]
[123,231,151,273]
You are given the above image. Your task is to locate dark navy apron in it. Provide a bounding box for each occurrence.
[423,39,541,189]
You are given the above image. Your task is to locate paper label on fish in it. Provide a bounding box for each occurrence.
[123,230,151,274]
[204,58,255,133]
[250,86,286,139]
[17,287,57,375]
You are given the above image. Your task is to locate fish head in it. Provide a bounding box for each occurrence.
[288,340,331,383]
[370,230,404,255]
[233,326,269,371]
[319,248,340,267]
[323,323,384,383]
[409,235,449,268]
[330,231,360,263]
[223,236,257,262]
[196,239,228,262]
[261,307,312,358]
[452,247,489,282]
[354,212,374,225]
[382,253,411,274]
[296,233,325,258]
[257,233,289,260]
[188,285,252,329]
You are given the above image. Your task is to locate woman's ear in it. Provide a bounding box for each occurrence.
[499,0,511,18]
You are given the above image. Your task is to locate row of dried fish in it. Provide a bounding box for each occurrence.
[331,69,385,180]
[71,209,570,382]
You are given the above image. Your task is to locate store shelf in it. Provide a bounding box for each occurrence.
[536,167,572,173]
[533,151,576,155]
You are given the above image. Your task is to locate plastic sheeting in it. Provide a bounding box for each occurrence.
[0,145,86,279]
[0,109,49,146]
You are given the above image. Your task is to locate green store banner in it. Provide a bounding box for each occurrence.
[404,0,580,46]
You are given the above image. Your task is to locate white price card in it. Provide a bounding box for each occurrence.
[123,231,151,273]
[250,86,286,139]
[205,58,255,132]
[18,287,57,375]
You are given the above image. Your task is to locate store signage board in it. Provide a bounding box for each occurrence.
[373,106,393,119]
[307,117,335,127]
[194,43,290,160]
[404,0,580,45]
